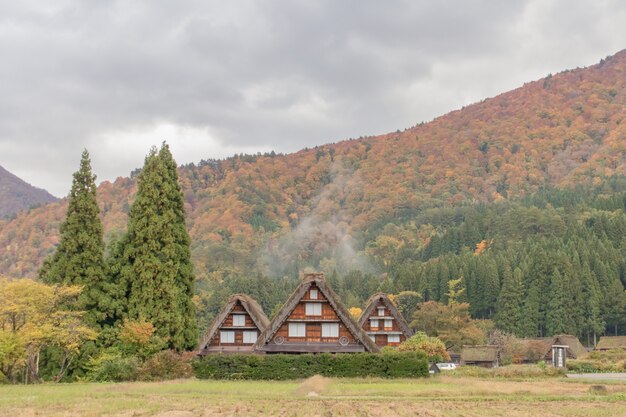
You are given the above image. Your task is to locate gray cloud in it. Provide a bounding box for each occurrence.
[0,0,624,196]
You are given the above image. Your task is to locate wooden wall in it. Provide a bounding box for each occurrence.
[208,301,259,347]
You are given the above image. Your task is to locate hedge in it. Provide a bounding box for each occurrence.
[192,352,429,380]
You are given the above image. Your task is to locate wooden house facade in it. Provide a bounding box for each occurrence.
[197,294,270,354]
[254,273,379,354]
[358,293,413,347]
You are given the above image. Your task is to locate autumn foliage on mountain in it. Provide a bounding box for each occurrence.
[1,50,625,279]
[0,165,57,220]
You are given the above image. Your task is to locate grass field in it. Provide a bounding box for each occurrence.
[1,375,626,417]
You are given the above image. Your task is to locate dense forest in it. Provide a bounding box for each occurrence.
[200,178,626,342]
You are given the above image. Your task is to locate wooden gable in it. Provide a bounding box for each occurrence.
[358,293,413,348]
[198,294,269,355]
[255,273,379,353]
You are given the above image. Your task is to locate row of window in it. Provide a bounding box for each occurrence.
[288,322,339,338]
[365,334,400,343]
[220,330,257,344]
[370,318,393,329]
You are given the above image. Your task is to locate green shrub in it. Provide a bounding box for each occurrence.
[84,348,139,382]
[397,332,449,362]
[193,352,429,380]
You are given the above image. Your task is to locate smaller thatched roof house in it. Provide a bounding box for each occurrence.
[553,334,587,358]
[358,293,413,348]
[596,336,626,351]
[517,334,587,363]
[460,345,499,368]
[198,294,270,355]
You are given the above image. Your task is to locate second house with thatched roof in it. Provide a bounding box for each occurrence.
[254,273,379,353]
[596,336,626,351]
[197,294,270,355]
[358,293,413,348]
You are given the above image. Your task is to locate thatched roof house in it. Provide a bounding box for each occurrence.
[517,334,587,362]
[198,294,270,354]
[553,334,587,358]
[358,293,413,347]
[254,273,379,353]
[596,336,626,351]
[460,345,499,368]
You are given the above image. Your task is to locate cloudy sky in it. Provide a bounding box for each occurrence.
[1,0,625,196]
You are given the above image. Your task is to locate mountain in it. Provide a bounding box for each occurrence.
[0,165,57,220]
[0,50,625,278]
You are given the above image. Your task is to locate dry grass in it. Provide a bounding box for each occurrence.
[1,375,625,417]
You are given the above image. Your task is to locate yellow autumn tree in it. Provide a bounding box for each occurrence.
[0,277,97,383]
[348,307,362,319]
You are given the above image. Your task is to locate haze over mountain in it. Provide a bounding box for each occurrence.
[0,49,624,278]
[0,165,57,219]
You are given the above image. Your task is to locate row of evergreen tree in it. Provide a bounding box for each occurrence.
[39,145,196,350]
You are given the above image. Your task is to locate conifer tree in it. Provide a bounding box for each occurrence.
[545,268,578,336]
[39,149,113,326]
[119,144,196,350]
[494,266,525,335]
[580,262,603,346]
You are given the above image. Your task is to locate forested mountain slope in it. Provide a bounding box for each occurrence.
[1,50,625,280]
[0,165,57,220]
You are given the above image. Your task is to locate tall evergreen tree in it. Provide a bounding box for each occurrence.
[39,149,118,325]
[494,265,525,335]
[39,150,113,326]
[119,144,196,350]
[580,262,603,346]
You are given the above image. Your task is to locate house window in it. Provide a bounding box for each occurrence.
[371,319,379,329]
[289,322,306,337]
[243,331,257,344]
[388,334,400,343]
[322,323,339,338]
[377,307,385,316]
[384,319,393,328]
[232,314,245,327]
[220,331,235,344]
[305,302,322,316]
[310,289,318,299]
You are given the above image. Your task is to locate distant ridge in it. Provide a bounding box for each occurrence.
[0,165,58,219]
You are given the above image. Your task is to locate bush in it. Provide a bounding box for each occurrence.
[567,349,626,373]
[84,348,139,382]
[193,352,429,380]
[397,332,450,362]
[136,350,195,381]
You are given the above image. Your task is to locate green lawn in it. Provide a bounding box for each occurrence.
[1,375,625,416]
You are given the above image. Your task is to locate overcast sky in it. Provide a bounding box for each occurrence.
[1,0,625,197]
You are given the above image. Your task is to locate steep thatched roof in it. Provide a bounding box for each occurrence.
[519,334,587,360]
[358,292,413,338]
[553,334,587,358]
[461,345,499,363]
[197,294,270,352]
[254,273,380,353]
[596,336,626,350]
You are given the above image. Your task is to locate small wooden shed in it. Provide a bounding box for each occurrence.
[460,345,500,368]
[197,294,270,354]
